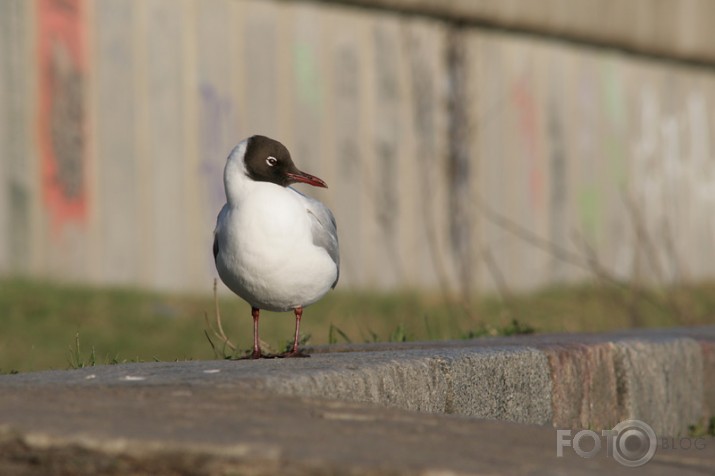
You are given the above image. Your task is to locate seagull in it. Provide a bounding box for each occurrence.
[213,135,339,359]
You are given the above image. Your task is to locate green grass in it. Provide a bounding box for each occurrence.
[689,416,715,438]
[0,278,713,373]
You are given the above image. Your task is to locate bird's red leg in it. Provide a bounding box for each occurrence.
[289,306,303,355]
[251,307,261,359]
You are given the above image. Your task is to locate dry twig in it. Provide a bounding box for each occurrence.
[204,279,237,356]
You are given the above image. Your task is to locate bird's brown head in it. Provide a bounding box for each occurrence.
[243,135,327,188]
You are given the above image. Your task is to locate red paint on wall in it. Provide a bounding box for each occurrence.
[37,0,88,230]
[512,78,545,211]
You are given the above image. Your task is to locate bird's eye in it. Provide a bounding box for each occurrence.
[266,156,278,167]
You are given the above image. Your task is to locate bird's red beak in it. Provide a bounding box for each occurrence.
[287,170,328,188]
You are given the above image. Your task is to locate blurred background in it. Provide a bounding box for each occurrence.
[1,0,715,371]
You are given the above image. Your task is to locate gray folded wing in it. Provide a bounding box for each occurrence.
[292,188,340,288]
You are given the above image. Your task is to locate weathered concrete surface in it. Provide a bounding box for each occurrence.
[0,327,713,474]
[305,326,715,435]
[701,340,715,418]
[2,327,714,432]
[1,385,712,476]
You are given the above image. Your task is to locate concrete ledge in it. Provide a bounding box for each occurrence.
[337,0,715,65]
[305,326,715,435]
[2,327,713,433]
[0,327,713,474]
[261,347,552,423]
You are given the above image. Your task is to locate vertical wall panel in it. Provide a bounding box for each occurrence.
[0,2,31,273]
[242,1,280,138]
[194,0,241,286]
[370,19,403,288]
[142,0,188,290]
[328,10,367,287]
[402,20,454,291]
[94,0,139,285]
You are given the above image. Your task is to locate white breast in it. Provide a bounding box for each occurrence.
[215,182,338,311]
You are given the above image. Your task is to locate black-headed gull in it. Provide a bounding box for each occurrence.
[213,135,339,358]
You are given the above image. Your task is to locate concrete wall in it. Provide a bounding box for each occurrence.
[343,0,715,64]
[1,0,715,293]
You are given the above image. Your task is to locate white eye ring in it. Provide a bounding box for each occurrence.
[266,156,278,167]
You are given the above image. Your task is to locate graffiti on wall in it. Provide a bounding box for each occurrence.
[37,0,88,231]
[198,83,234,211]
[574,65,603,240]
[294,41,322,110]
[512,76,545,212]
[631,86,715,279]
[291,38,323,170]
[334,44,361,179]
[198,82,238,275]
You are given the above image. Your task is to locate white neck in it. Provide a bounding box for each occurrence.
[224,140,252,207]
